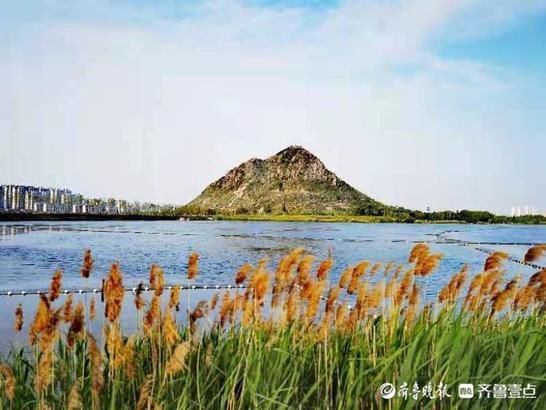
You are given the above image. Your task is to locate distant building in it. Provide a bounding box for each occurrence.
[0,184,174,215]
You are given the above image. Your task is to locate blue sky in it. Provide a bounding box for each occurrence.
[1,0,545,214]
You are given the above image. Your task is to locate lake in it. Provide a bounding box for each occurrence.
[1,221,545,291]
[0,221,545,348]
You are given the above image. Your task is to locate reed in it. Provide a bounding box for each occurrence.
[0,245,545,409]
[80,249,94,279]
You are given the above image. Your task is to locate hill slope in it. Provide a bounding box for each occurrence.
[185,146,390,215]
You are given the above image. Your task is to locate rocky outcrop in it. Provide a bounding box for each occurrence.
[187,145,387,215]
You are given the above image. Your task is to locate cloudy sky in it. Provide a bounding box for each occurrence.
[1,0,545,214]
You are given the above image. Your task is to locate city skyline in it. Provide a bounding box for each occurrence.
[0,183,174,215]
[1,1,545,213]
[1,182,544,217]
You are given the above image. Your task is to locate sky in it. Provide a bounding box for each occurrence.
[1,0,545,214]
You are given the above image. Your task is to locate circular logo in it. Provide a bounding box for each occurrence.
[379,383,396,399]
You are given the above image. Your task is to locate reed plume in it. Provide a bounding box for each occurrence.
[149,264,165,296]
[405,284,420,323]
[62,294,74,323]
[14,303,23,332]
[87,334,104,406]
[354,283,368,319]
[188,252,199,279]
[464,272,484,310]
[144,295,161,334]
[316,257,333,280]
[105,322,124,370]
[484,251,509,271]
[297,255,314,285]
[5,246,546,406]
[67,302,85,348]
[338,266,353,289]
[367,282,384,310]
[165,341,191,376]
[528,268,546,287]
[275,248,304,287]
[353,261,369,278]
[90,297,96,321]
[135,282,145,310]
[168,285,181,309]
[35,350,53,392]
[123,336,137,378]
[104,263,124,323]
[384,279,395,300]
[409,243,429,263]
[162,309,180,347]
[67,380,82,410]
[137,375,153,410]
[236,263,253,285]
[271,283,282,308]
[347,261,369,294]
[369,262,382,276]
[286,288,299,322]
[439,265,468,304]
[0,364,15,401]
[207,292,218,311]
[513,285,536,311]
[524,244,546,263]
[492,275,519,314]
[80,248,94,279]
[48,269,63,302]
[335,304,348,330]
[395,269,414,305]
[252,270,270,306]
[190,301,208,328]
[219,291,232,327]
[415,253,443,276]
[29,294,51,345]
[242,294,254,327]
[383,261,394,277]
[393,265,403,280]
[480,269,503,296]
[317,312,331,341]
[305,280,325,321]
[345,307,358,331]
[325,285,341,313]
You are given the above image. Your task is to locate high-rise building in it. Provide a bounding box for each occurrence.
[0,183,172,215]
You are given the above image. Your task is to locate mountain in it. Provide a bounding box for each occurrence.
[186,145,390,215]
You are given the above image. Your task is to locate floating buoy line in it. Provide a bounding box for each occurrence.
[0,231,543,299]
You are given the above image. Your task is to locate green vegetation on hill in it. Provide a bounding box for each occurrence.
[187,145,393,216]
[181,145,545,224]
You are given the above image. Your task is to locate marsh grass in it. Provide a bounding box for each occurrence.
[0,245,545,409]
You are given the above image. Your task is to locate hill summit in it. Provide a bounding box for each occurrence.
[186,145,388,215]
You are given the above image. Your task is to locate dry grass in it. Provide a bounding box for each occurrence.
[0,245,545,409]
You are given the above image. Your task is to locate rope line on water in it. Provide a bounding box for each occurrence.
[0,232,543,298]
[435,232,545,271]
[0,283,358,311]
[0,283,247,297]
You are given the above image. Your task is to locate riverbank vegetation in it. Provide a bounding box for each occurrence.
[177,206,546,224]
[2,208,545,224]
[0,245,545,409]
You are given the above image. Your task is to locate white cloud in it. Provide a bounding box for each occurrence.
[0,0,545,213]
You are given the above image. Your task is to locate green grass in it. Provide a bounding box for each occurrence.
[1,311,545,409]
[1,246,545,409]
[212,214,392,223]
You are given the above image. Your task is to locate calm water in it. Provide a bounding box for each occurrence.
[0,221,545,348]
[0,221,545,292]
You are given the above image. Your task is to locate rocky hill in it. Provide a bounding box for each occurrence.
[186,146,389,215]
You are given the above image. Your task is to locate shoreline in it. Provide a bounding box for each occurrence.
[0,213,179,221]
[1,212,545,225]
